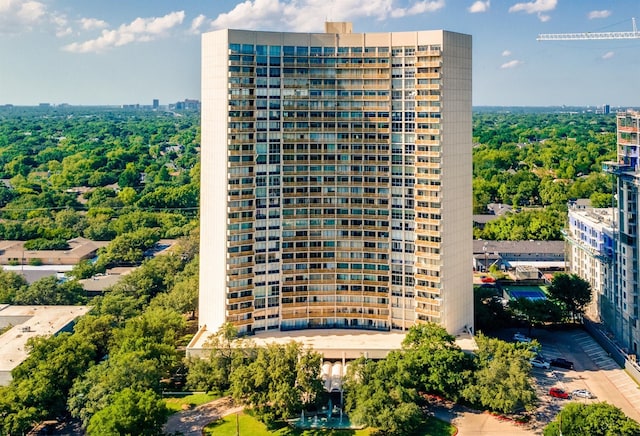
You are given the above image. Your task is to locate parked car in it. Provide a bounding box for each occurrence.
[549,387,570,399]
[530,357,550,369]
[550,358,574,370]
[572,389,594,399]
[513,332,532,343]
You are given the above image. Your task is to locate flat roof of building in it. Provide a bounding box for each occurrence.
[0,305,92,385]
[473,240,565,255]
[188,327,477,360]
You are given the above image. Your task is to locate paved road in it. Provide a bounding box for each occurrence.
[164,397,244,436]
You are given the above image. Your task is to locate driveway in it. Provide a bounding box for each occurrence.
[529,328,640,423]
[164,397,244,436]
[434,404,539,435]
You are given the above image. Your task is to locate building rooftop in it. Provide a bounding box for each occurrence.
[473,240,565,255]
[188,327,477,360]
[569,206,615,228]
[0,305,92,385]
[0,237,109,266]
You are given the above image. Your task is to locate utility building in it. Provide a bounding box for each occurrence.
[197,23,473,339]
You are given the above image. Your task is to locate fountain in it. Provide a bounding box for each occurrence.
[289,400,362,430]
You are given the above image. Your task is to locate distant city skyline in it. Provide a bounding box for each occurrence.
[1,0,640,106]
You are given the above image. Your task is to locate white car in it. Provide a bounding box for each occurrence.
[514,332,532,343]
[572,389,594,399]
[530,357,550,369]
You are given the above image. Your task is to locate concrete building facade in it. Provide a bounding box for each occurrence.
[565,205,615,321]
[602,109,640,357]
[199,24,472,337]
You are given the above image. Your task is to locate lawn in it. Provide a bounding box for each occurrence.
[164,392,220,413]
[204,412,455,436]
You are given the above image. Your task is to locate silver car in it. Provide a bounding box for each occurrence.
[530,357,550,369]
[572,389,594,399]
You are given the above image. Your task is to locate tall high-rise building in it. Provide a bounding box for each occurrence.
[603,110,640,356]
[199,23,472,337]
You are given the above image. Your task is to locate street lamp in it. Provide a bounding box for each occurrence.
[483,243,488,272]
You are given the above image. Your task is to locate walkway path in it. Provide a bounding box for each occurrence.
[164,397,244,436]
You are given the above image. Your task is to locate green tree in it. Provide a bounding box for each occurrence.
[86,388,169,436]
[463,334,537,414]
[230,342,324,424]
[186,323,245,393]
[97,227,160,268]
[508,297,564,333]
[344,355,422,435]
[547,273,592,322]
[0,270,28,303]
[544,402,640,436]
[13,276,86,305]
[474,286,511,332]
[118,162,140,188]
[9,333,96,425]
[401,323,473,401]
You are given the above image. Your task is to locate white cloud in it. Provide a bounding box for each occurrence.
[80,17,108,31]
[56,26,72,37]
[602,51,614,60]
[502,49,511,57]
[392,0,445,18]
[190,14,208,34]
[588,10,611,20]
[63,11,185,53]
[0,0,46,34]
[500,59,523,69]
[468,1,489,13]
[537,13,550,22]
[508,0,556,14]
[211,0,444,32]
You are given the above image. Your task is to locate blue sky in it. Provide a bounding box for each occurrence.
[1,0,639,106]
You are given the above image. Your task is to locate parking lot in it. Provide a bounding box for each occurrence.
[510,327,640,426]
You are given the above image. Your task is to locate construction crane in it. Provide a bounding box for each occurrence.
[537,18,640,41]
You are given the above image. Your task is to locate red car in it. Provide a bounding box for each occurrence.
[549,387,569,399]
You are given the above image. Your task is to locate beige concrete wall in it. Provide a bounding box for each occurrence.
[200,30,231,332]
[440,31,473,333]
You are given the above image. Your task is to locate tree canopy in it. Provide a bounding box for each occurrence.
[547,273,592,322]
[544,402,640,436]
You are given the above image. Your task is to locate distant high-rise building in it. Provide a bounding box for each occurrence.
[198,23,473,337]
[153,99,159,109]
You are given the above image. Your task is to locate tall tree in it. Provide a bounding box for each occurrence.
[547,273,592,322]
[86,388,169,436]
[462,334,537,414]
[344,355,422,435]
